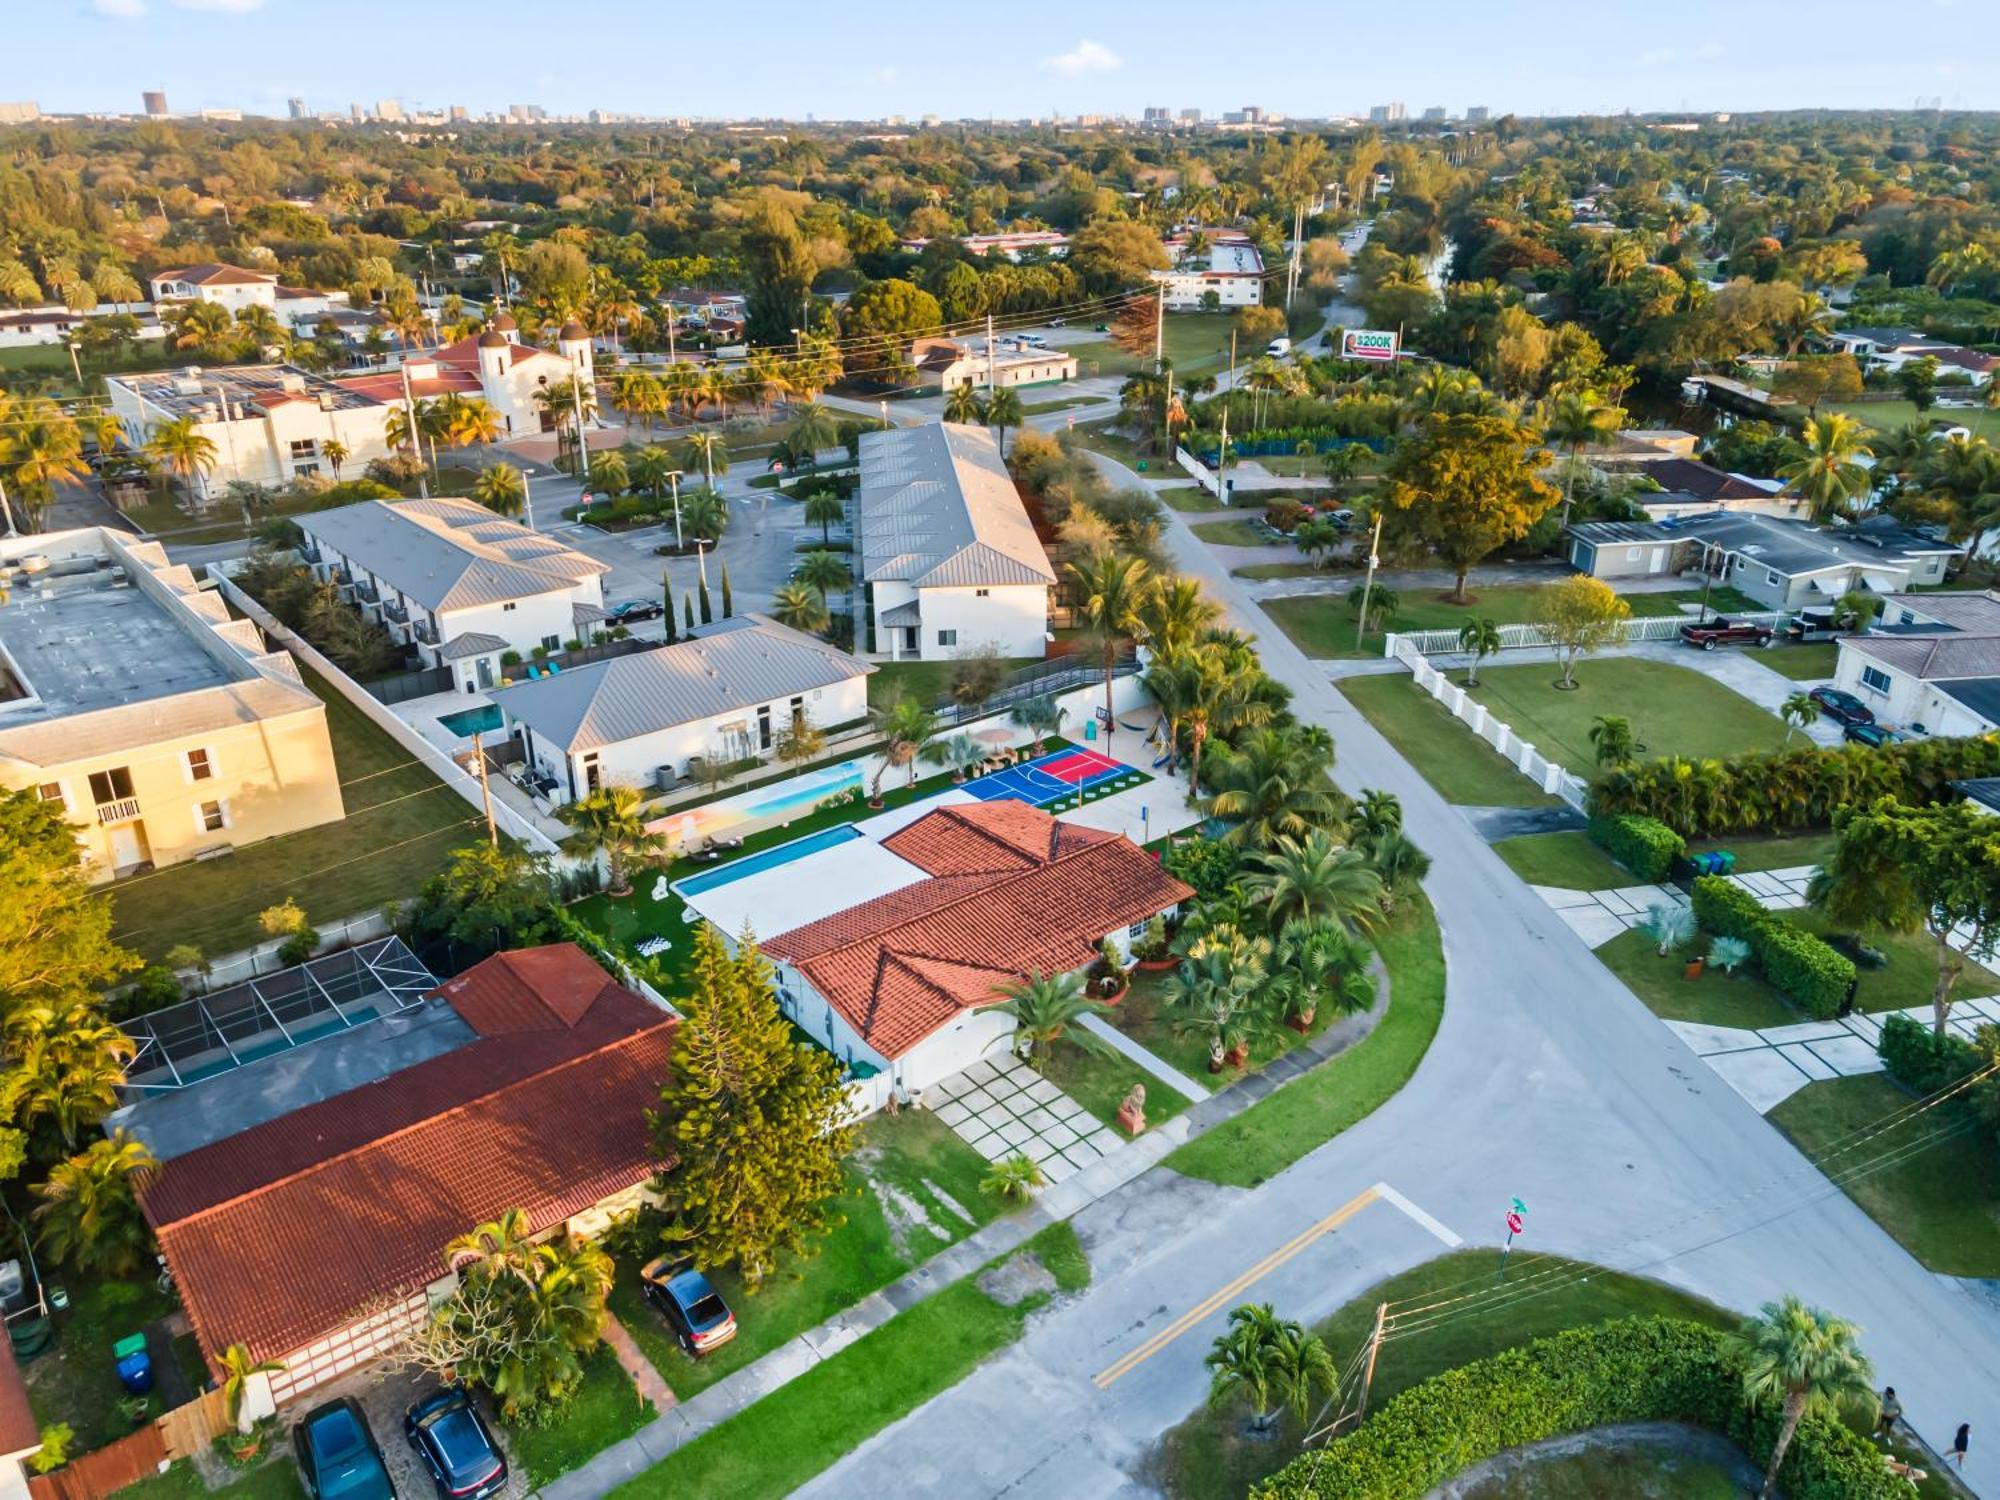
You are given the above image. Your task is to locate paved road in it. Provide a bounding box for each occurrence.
[795,448,2000,1498]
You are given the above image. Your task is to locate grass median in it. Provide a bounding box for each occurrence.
[1164,893,1444,1189]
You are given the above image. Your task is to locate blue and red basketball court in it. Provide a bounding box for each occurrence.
[962,746,1134,807]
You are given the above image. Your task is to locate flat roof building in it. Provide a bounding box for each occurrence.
[1151,241,1265,309]
[911,335,1078,392]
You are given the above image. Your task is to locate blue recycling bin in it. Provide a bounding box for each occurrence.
[113,1332,153,1395]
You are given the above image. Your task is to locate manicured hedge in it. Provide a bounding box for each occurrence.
[1587,814,1685,882]
[1253,1317,1904,1500]
[1689,877,1855,1020]
[1590,736,2000,838]
[1878,1012,1981,1094]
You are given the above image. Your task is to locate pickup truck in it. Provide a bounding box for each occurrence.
[1678,617,1775,650]
[1784,607,1842,643]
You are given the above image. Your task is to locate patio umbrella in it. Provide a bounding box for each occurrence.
[972,727,1014,745]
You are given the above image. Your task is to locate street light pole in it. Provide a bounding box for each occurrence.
[668,469,684,549]
[0,470,17,538]
[1354,512,1384,651]
[519,467,534,532]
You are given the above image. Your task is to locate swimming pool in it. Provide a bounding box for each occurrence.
[674,824,866,897]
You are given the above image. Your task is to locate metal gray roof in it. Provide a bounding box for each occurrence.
[492,614,874,753]
[1658,512,1957,580]
[1844,633,2000,681]
[853,424,1056,590]
[1882,592,2000,633]
[438,631,509,661]
[297,497,609,614]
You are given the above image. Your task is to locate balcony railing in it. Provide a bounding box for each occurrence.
[355,584,380,606]
[413,621,439,646]
[382,600,408,624]
[95,797,141,824]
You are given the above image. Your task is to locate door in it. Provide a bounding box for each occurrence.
[475,657,495,690]
[1648,548,1666,574]
[108,822,147,870]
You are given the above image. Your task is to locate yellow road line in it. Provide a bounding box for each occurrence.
[1092,1187,1379,1389]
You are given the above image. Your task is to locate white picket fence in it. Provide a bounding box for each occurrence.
[1384,609,1793,659]
[1176,445,1221,495]
[1388,637,1594,811]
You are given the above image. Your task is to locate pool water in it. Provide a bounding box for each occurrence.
[674,824,866,897]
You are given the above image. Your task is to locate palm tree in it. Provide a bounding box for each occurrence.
[1348,583,1398,639]
[1205,1303,1289,1430]
[866,695,941,804]
[1068,552,1151,747]
[1458,617,1502,686]
[1245,831,1384,929]
[1589,714,1637,768]
[786,402,840,465]
[1165,929,1276,1070]
[215,1344,287,1431]
[802,490,845,545]
[680,488,728,542]
[981,1153,1047,1203]
[1140,576,1221,662]
[1321,441,1370,487]
[471,463,525,517]
[1145,645,1228,793]
[986,387,1024,456]
[1263,1319,1342,1430]
[0,402,90,530]
[443,394,502,453]
[1541,388,1624,523]
[993,970,1113,1070]
[628,445,676,503]
[1778,413,1875,521]
[1351,789,1403,849]
[1202,728,1341,851]
[1266,915,1375,1029]
[445,1206,538,1281]
[322,437,349,479]
[677,430,729,489]
[1009,694,1067,756]
[771,581,831,635]
[144,415,219,507]
[30,1130,156,1275]
[794,549,851,595]
[556,786,666,897]
[1733,1296,1876,1499]
[1781,690,1818,747]
[1366,829,1432,914]
[943,383,986,425]
[922,730,986,784]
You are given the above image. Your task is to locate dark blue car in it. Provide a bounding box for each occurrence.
[404,1386,507,1500]
[294,1399,395,1500]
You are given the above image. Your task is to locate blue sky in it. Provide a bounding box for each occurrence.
[14,0,2000,119]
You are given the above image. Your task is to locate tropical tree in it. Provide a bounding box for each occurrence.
[215,1344,286,1431]
[770,581,831,635]
[0,400,90,530]
[555,786,666,897]
[470,462,525,517]
[1202,728,1341,850]
[985,387,1024,456]
[1009,695,1067,757]
[980,1153,1046,1203]
[1266,915,1375,1030]
[1205,1303,1288,1430]
[1068,552,1151,747]
[680,487,729,543]
[321,438,349,479]
[1292,518,1342,570]
[802,490,845,545]
[1378,412,1560,602]
[30,1129,156,1275]
[921,730,986,784]
[1166,928,1276,1070]
[1780,691,1817,747]
[1733,1296,1876,1500]
[1366,829,1432,914]
[794,549,851,595]
[1541,575,1631,689]
[1643,902,1695,957]
[677,430,729,490]
[1458,617,1502,686]
[1589,713,1637,768]
[1350,789,1403,850]
[1139,575,1220,662]
[1348,583,1399,640]
[994,970,1113,1071]
[866,695,941,803]
[943,383,986,425]
[1245,831,1383,929]
[1541,387,1625,523]
[143,415,219,507]
[786,402,840,464]
[628,445,676,502]
[1778,412,1875,521]
[1145,645,1229,797]
[8,1002,137,1150]
[444,1206,538,1283]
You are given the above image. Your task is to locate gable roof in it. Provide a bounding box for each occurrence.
[493,615,872,754]
[296,496,608,614]
[140,945,671,1365]
[765,803,1189,1058]
[1604,456,1769,502]
[152,263,278,288]
[853,424,1056,590]
[1844,632,2000,681]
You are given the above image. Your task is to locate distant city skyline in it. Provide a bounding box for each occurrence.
[13,0,2000,119]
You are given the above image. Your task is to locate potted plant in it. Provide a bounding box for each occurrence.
[1089,937,1129,1000]
[1134,915,1177,971]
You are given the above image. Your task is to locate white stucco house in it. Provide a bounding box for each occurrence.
[1831,591,2000,735]
[911,335,1078,391]
[148,262,282,314]
[1150,241,1265,308]
[332,311,593,440]
[492,614,874,803]
[296,496,609,690]
[853,423,1056,662]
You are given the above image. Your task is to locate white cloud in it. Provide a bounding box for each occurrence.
[1044,39,1122,76]
[90,0,147,16]
[1637,46,1677,66]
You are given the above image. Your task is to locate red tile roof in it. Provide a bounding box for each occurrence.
[765,804,1190,1058]
[153,263,277,287]
[335,368,483,403]
[140,945,673,1365]
[0,1341,35,1458]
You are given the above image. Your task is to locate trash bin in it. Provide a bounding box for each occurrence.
[113,1332,153,1395]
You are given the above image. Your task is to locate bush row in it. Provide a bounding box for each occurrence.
[1253,1317,1905,1500]
[1878,1012,1981,1094]
[1587,813,1685,882]
[1589,736,2000,838]
[1690,877,1855,1019]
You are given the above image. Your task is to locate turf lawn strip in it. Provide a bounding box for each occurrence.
[1490,830,1633,891]
[614,1224,1088,1500]
[1336,675,1559,809]
[1163,893,1444,1188]
[505,1346,651,1485]
[1153,1248,1735,1500]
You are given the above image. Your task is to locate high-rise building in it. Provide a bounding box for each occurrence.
[449,105,468,122]
[375,99,405,122]
[1242,106,1264,124]
[0,103,40,125]
[1421,106,1447,123]
[143,91,169,117]
[350,103,363,122]
[1142,106,1169,124]
[1178,108,1202,124]
[1368,102,1408,123]
[1465,105,1490,124]
[287,97,307,120]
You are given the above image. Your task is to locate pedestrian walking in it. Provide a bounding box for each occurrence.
[1875,1386,1901,1439]
[1951,1423,1971,1469]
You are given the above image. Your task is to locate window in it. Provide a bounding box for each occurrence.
[1860,665,1893,694]
[758,704,773,750]
[288,438,316,458]
[34,782,63,807]
[87,767,134,805]
[1624,548,1642,563]
[197,800,226,833]
[1900,609,1917,625]
[503,601,518,612]
[1765,571,1779,585]
[1127,921,1148,940]
[937,629,958,647]
[975,588,990,598]
[186,748,213,781]
[541,634,561,652]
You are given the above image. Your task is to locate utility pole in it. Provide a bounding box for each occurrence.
[568,351,591,489]
[1354,511,1384,651]
[1356,1303,1387,1422]
[985,312,996,396]
[520,468,534,532]
[398,362,429,500]
[0,470,16,537]
[668,469,684,549]
[1153,285,1164,374]
[470,726,497,847]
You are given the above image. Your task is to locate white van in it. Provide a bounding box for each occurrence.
[1266,337,1292,358]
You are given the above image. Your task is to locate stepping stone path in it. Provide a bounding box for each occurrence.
[928,1054,1123,1185]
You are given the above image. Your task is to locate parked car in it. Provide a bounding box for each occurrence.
[1844,722,1906,748]
[404,1386,507,1500]
[1808,686,1876,727]
[607,600,664,624]
[639,1254,737,1355]
[1678,617,1775,650]
[1784,607,1843,643]
[294,1399,395,1500]
[1266,337,1293,358]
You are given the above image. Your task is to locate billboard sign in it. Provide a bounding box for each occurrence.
[1342,328,1400,362]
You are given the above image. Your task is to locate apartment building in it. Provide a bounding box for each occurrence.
[1150,242,1265,309]
[0,529,344,881]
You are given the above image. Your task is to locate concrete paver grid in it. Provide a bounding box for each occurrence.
[929,1055,1123,1184]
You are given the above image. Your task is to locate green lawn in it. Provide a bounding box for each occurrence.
[1686,830,1835,875]
[108,666,477,960]
[21,1274,180,1453]
[1771,1073,2000,1277]
[1065,311,1241,378]
[1464,659,1790,778]
[1166,893,1445,1188]
[1758,642,1841,681]
[1491,831,1635,891]
[1153,1248,1734,1500]
[1158,485,1229,514]
[1598,927,1799,1030]
[618,1223,1088,1500]
[506,1347,651,1486]
[1190,517,1277,548]
[1460,1448,1745,1500]
[1041,1036,1191,1131]
[866,656,1037,711]
[1233,561,1329,580]
[1829,398,2000,443]
[606,1111,1000,1401]
[1337,675,1559,809]
[116,1458,305,1500]
[1791,907,2000,1014]
[1020,394,1100,414]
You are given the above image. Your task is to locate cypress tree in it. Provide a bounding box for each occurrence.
[684,595,695,631]
[720,563,733,619]
[662,572,678,643]
[698,577,713,624]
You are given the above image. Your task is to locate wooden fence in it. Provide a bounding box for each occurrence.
[157,1389,229,1462]
[27,1425,166,1500]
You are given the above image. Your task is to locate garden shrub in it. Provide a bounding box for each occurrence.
[1878,1013,1981,1094]
[1587,813,1684,881]
[1162,836,1239,900]
[1689,876,1766,943]
[1253,1317,1904,1500]
[1756,922,1855,1020]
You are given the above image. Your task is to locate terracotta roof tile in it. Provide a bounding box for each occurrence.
[430,943,623,1033]
[881,799,1112,875]
[0,1341,35,1458]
